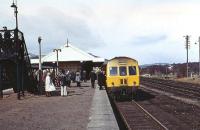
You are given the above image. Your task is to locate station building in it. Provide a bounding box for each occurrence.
[30,43,105,76]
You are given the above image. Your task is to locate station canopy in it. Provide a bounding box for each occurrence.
[32,43,104,63]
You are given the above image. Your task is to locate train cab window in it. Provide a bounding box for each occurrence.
[109,67,118,76]
[129,66,136,75]
[119,66,127,76]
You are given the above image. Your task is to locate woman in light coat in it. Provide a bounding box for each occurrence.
[45,72,56,97]
[75,70,81,87]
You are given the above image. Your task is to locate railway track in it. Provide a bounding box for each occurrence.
[142,77,200,91]
[108,77,200,130]
[141,77,200,100]
[113,99,168,130]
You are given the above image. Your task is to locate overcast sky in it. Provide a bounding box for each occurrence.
[1,0,200,64]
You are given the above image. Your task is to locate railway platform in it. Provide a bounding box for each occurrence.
[0,81,119,130]
[87,86,119,130]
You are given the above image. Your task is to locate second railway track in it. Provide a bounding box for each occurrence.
[141,77,200,100]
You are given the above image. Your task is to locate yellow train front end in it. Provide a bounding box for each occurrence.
[105,57,140,98]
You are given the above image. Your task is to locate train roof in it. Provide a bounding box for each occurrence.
[103,56,138,65]
[109,56,137,61]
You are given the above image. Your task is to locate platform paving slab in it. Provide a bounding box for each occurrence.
[0,81,94,130]
[87,87,119,130]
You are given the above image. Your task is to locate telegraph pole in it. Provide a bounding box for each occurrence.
[198,37,200,76]
[184,35,190,78]
[195,37,200,76]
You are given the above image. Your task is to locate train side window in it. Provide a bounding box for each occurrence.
[119,66,127,76]
[129,66,136,75]
[109,67,118,76]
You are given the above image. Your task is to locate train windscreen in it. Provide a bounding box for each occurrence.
[109,67,118,76]
[119,66,127,76]
[129,66,136,75]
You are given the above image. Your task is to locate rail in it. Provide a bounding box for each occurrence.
[131,100,168,130]
[141,77,200,99]
[111,97,168,130]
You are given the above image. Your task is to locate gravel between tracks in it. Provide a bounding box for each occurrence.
[0,82,95,130]
[137,87,200,130]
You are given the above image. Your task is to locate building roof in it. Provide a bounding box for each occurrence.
[31,58,39,64]
[31,43,105,64]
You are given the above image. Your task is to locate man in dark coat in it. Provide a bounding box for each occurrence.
[90,70,96,88]
[66,70,71,87]
[98,71,105,90]
[0,33,3,56]
[82,70,87,82]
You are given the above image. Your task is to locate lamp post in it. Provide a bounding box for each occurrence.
[53,49,61,75]
[38,36,42,71]
[195,37,200,76]
[11,0,18,30]
[11,0,21,99]
[38,36,42,94]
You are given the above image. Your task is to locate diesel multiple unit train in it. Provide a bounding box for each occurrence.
[103,56,140,98]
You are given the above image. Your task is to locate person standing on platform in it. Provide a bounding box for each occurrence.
[60,70,67,96]
[90,70,96,88]
[0,33,3,55]
[45,72,56,97]
[75,70,81,87]
[66,70,71,87]
[82,70,87,82]
[42,70,47,86]
[98,70,105,90]
[54,75,60,88]
[70,72,75,82]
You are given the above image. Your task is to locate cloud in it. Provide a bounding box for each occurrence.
[20,6,105,54]
[132,34,167,45]
[1,0,200,64]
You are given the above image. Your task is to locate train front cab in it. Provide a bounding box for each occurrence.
[106,58,140,98]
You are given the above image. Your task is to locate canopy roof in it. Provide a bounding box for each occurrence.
[34,43,104,63]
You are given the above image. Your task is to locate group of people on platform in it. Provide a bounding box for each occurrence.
[33,68,106,97]
[90,70,106,90]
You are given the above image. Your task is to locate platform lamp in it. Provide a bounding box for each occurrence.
[11,0,18,30]
[38,36,42,94]
[11,0,21,99]
[53,49,61,75]
[195,36,200,76]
